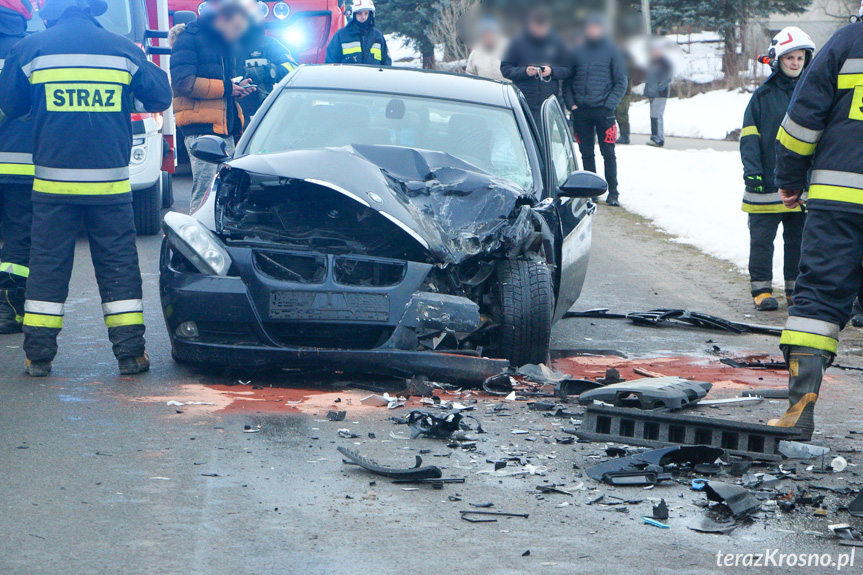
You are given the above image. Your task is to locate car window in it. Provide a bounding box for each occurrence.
[247,89,535,191]
[547,109,577,188]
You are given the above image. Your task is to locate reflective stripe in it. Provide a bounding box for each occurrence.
[0,262,29,278]
[23,313,63,328]
[743,190,784,205]
[780,115,823,144]
[0,164,35,176]
[740,125,759,137]
[21,54,139,78]
[750,280,773,291]
[104,312,143,327]
[785,316,840,339]
[808,184,863,204]
[29,68,132,85]
[0,152,33,164]
[0,58,4,71]
[370,43,382,60]
[35,165,129,183]
[33,178,131,196]
[780,330,838,353]
[838,59,863,88]
[741,201,799,213]
[24,300,64,315]
[102,299,143,315]
[282,62,295,72]
[785,280,796,291]
[342,42,361,55]
[840,58,863,74]
[811,169,863,190]
[777,126,817,156]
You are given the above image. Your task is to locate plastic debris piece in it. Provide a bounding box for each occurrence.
[703,481,760,518]
[338,447,442,480]
[832,456,848,472]
[687,516,738,534]
[778,441,830,460]
[326,410,346,422]
[578,377,711,410]
[166,400,216,406]
[642,516,670,529]
[829,524,856,541]
[653,499,669,520]
[700,397,763,406]
[849,492,863,517]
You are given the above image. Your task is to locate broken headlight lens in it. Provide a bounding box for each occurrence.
[163,212,232,276]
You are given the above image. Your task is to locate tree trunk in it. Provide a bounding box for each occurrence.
[722,26,740,88]
[422,42,436,69]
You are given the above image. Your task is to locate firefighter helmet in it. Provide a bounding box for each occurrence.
[352,0,375,13]
[768,27,816,61]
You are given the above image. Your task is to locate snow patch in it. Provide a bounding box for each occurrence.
[630,90,752,140]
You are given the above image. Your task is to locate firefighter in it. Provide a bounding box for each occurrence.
[0,0,34,334]
[769,18,863,439]
[0,0,172,376]
[739,27,815,312]
[234,10,297,120]
[325,0,391,66]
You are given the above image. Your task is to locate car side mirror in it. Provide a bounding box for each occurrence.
[189,136,231,164]
[558,170,608,198]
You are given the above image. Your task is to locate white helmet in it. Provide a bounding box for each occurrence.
[769,27,815,60]
[351,0,375,14]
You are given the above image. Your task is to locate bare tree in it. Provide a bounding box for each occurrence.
[428,0,480,70]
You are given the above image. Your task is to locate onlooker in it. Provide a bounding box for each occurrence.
[465,17,505,81]
[644,40,673,147]
[170,0,255,212]
[500,8,569,122]
[563,14,627,206]
[615,51,638,145]
[234,16,298,120]
[325,0,391,66]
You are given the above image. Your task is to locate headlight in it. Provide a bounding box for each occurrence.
[131,146,146,163]
[273,1,290,19]
[163,212,232,276]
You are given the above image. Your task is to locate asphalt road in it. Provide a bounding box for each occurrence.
[2,148,862,574]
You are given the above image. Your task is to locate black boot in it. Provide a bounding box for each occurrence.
[852,299,863,328]
[768,345,832,440]
[606,192,620,206]
[118,352,150,375]
[0,288,25,334]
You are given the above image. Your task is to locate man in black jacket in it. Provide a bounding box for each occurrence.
[500,8,569,123]
[0,0,172,376]
[563,15,627,206]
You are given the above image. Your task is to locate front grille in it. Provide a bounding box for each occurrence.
[254,251,326,284]
[266,323,392,350]
[334,257,406,287]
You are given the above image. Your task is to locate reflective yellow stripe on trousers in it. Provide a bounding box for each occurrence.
[22,300,64,329]
[33,166,131,196]
[780,316,840,354]
[102,299,144,328]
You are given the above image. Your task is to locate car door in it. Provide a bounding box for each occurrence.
[540,97,594,323]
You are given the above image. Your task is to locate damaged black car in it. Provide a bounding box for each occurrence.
[159,65,603,384]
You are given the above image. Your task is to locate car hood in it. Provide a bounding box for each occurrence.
[226,145,533,264]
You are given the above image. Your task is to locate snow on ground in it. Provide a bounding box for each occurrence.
[630,90,752,140]
[602,145,789,287]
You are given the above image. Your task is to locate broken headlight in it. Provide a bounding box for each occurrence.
[163,212,232,276]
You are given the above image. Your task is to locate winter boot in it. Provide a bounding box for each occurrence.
[617,134,630,145]
[606,192,620,207]
[118,352,150,375]
[768,345,832,440]
[754,293,779,311]
[25,359,52,377]
[0,288,25,334]
[852,299,863,328]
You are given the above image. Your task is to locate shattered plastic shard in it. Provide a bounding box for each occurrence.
[703,481,760,518]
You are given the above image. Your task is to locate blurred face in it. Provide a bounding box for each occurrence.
[480,29,498,50]
[214,11,250,43]
[354,9,370,23]
[585,22,604,40]
[528,18,550,38]
[781,49,805,72]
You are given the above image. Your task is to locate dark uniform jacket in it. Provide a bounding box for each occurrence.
[775,21,863,213]
[170,15,243,137]
[234,27,296,120]
[0,9,171,204]
[740,71,803,213]
[325,16,391,66]
[500,30,569,114]
[0,6,32,184]
[563,36,627,112]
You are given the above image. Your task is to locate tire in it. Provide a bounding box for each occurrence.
[161,172,174,209]
[133,177,162,236]
[495,259,554,366]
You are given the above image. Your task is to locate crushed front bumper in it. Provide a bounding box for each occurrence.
[159,239,508,384]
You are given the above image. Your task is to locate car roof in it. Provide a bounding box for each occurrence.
[286,65,514,108]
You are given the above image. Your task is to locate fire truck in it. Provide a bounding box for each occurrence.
[167,0,345,64]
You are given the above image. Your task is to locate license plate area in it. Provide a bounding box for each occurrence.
[269,291,390,322]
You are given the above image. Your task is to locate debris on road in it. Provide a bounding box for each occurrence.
[702,481,760,519]
[652,499,669,520]
[642,516,670,529]
[400,410,484,439]
[460,510,529,523]
[577,405,800,460]
[577,377,712,410]
[585,445,723,486]
[338,447,443,481]
[326,410,346,422]
[564,308,782,336]
[687,515,738,534]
